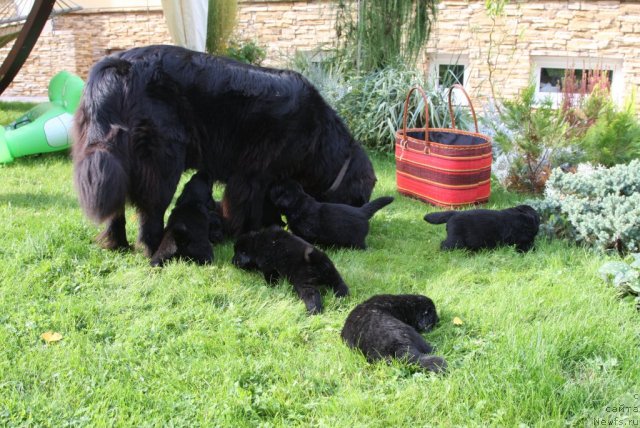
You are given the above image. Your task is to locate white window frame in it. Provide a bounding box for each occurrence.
[532,56,624,107]
[429,54,470,106]
[429,54,470,89]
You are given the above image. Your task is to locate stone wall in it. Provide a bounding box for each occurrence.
[425,0,640,108]
[234,1,338,65]
[0,8,172,99]
[2,0,640,112]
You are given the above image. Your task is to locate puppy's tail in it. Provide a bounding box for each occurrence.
[360,196,394,219]
[423,211,457,225]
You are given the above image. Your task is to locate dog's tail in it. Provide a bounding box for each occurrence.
[73,145,128,223]
[423,211,458,225]
[360,196,394,219]
[72,57,132,223]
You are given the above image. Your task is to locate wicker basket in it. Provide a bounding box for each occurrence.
[395,85,492,207]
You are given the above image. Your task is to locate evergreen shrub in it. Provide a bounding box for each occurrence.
[529,160,640,253]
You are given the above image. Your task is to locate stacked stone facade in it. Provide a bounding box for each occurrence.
[0,8,172,99]
[426,0,640,107]
[2,0,640,112]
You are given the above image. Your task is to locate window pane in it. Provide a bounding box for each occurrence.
[540,67,613,93]
[539,68,563,92]
[438,64,464,86]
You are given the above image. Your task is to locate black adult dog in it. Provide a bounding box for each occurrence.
[424,205,540,252]
[270,179,394,249]
[232,225,349,314]
[341,294,447,373]
[150,171,223,267]
[72,45,376,256]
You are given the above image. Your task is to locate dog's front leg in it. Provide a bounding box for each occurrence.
[136,209,166,257]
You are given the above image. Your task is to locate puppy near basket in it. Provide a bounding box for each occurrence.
[270,179,394,249]
[424,205,541,252]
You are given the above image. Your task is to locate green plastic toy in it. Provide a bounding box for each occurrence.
[0,70,84,163]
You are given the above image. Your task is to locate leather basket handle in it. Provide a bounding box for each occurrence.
[402,86,430,153]
[448,83,478,132]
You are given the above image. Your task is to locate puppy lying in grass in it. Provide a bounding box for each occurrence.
[270,179,394,249]
[341,294,447,373]
[424,205,540,252]
[150,171,224,266]
[232,225,349,314]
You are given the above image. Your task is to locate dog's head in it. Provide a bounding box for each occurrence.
[232,225,283,270]
[232,230,259,270]
[270,179,306,209]
[410,295,440,332]
[515,204,541,230]
[322,144,376,207]
[150,219,213,267]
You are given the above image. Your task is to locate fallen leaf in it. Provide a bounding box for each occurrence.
[453,317,464,326]
[41,331,63,343]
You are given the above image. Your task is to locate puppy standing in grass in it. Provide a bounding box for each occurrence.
[270,179,394,249]
[232,225,349,314]
[341,294,447,373]
[150,171,224,266]
[424,205,540,252]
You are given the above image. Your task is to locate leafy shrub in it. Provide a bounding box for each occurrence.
[225,39,266,66]
[289,50,351,107]
[488,83,569,193]
[290,57,475,152]
[334,66,474,152]
[599,254,640,309]
[576,99,640,166]
[528,160,640,253]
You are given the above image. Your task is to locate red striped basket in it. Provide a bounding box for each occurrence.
[395,85,492,207]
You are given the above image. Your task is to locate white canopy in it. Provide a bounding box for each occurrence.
[160,0,207,52]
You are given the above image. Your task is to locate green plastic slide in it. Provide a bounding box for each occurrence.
[0,71,84,163]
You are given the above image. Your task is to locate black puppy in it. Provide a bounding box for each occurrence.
[270,179,394,249]
[424,205,540,252]
[341,294,447,373]
[150,171,223,266]
[232,225,349,314]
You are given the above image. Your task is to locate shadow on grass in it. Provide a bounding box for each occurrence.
[0,192,78,209]
[0,150,71,167]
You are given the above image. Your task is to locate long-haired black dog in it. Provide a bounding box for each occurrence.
[150,171,223,267]
[72,45,376,256]
[424,205,540,252]
[341,294,447,373]
[232,225,349,314]
[270,179,393,249]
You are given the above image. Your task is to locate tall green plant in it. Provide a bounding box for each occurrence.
[334,66,473,152]
[491,83,568,193]
[206,0,238,54]
[335,0,438,73]
[578,98,640,167]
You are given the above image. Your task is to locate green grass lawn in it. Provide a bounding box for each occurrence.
[0,111,639,426]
